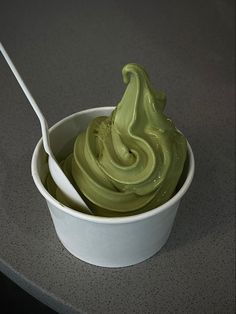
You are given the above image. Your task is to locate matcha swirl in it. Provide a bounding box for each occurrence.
[47,63,187,216]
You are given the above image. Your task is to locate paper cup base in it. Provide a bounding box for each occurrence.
[47,200,179,267]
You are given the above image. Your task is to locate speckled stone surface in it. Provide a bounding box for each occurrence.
[0,0,235,313]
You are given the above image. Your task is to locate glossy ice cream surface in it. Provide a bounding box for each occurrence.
[47,64,187,217]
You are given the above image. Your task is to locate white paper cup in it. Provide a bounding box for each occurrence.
[31,107,194,268]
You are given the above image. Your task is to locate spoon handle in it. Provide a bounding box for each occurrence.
[0,42,52,155]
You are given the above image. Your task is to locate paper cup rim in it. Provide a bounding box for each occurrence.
[31,106,195,225]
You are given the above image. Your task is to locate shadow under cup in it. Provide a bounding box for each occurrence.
[31,107,195,268]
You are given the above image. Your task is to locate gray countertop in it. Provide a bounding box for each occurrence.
[0,0,235,313]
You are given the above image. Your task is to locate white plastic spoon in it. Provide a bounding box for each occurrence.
[0,42,92,214]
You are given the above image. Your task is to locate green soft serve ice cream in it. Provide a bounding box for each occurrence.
[47,63,187,217]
